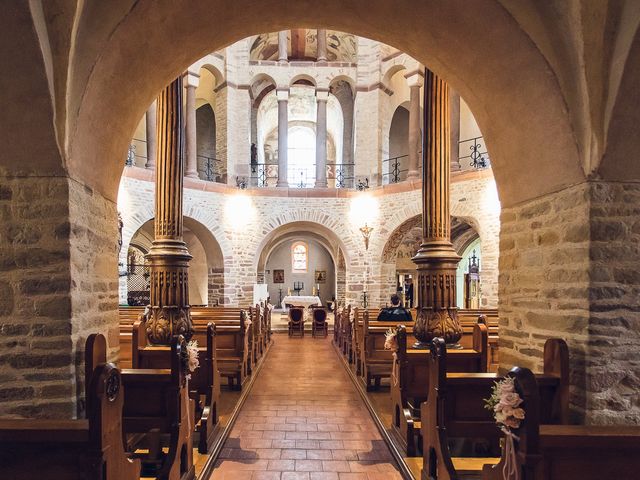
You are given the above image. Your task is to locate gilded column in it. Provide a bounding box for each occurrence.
[412,68,462,347]
[276,89,289,187]
[144,76,194,345]
[145,100,157,169]
[278,31,288,64]
[315,89,329,188]
[184,73,199,178]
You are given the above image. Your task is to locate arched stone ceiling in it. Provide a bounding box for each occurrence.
[5,1,640,207]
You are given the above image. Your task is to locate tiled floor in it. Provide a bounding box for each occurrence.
[210,334,402,480]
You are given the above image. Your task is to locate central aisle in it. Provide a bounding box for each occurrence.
[211,335,403,480]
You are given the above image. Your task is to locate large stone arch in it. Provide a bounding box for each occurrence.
[61,0,591,207]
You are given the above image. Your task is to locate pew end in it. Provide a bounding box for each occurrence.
[0,335,140,480]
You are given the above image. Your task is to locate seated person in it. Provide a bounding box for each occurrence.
[377,294,412,322]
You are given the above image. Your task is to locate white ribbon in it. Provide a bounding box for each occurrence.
[501,427,520,480]
[391,351,399,387]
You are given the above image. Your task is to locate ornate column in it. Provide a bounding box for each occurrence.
[412,68,462,347]
[317,29,327,64]
[406,72,423,180]
[278,31,288,64]
[184,72,199,178]
[144,76,194,345]
[145,100,157,169]
[276,89,289,187]
[315,89,329,188]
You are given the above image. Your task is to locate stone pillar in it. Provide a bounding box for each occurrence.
[406,73,423,180]
[278,31,288,64]
[184,73,199,178]
[315,89,329,188]
[450,89,462,171]
[276,89,289,187]
[145,100,157,169]
[144,77,194,345]
[412,68,462,347]
[317,29,327,64]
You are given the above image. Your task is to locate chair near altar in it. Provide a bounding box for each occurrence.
[311,308,328,338]
[288,307,305,337]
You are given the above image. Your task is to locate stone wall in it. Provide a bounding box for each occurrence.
[0,177,74,418]
[119,169,500,311]
[208,268,225,306]
[0,176,118,419]
[499,181,640,424]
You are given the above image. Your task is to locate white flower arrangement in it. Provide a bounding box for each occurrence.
[185,340,200,380]
[384,328,399,351]
[484,376,525,430]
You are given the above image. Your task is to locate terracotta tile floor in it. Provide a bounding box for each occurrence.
[210,334,402,480]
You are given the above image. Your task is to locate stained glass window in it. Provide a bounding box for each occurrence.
[292,242,308,272]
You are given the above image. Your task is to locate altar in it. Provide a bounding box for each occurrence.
[281,295,322,310]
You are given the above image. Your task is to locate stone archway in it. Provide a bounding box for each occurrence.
[122,216,225,307]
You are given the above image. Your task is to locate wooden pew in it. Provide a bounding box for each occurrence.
[390,322,489,456]
[421,337,569,480]
[360,310,499,390]
[120,306,250,390]
[482,366,640,480]
[115,334,195,480]
[131,320,221,454]
[0,338,140,480]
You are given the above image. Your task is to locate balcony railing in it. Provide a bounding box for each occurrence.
[459,136,490,169]
[251,162,279,187]
[198,155,225,182]
[327,163,355,188]
[124,138,148,167]
[382,154,409,184]
[250,162,356,188]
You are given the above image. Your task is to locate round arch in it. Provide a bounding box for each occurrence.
[62,0,591,210]
[290,73,317,87]
[119,215,226,306]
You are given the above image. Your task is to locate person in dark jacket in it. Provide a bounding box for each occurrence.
[377,294,412,322]
[404,278,414,308]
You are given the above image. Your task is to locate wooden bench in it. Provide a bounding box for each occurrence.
[120,306,251,390]
[99,334,195,480]
[421,337,569,480]
[390,322,489,456]
[0,337,140,480]
[483,366,640,480]
[356,308,498,389]
[130,321,221,454]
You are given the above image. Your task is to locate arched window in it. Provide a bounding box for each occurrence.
[288,126,316,187]
[291,241,308,272]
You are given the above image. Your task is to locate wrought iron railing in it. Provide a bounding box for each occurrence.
[250,162,279,187]
[327,163,355,188]
[124,263,150,306]
[289,164,315,188]
[248,161,360,189]
[124,138,147,167]
[382,154,409,184]
[459,136,490,169]
[198,155,224,182]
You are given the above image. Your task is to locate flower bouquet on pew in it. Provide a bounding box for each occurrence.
[484,376,525,480]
